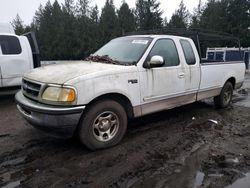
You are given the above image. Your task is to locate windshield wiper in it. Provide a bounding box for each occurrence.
[85,55,121,65]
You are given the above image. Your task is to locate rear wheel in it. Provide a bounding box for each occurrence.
[78,100,127,150]
[214,81,233,108]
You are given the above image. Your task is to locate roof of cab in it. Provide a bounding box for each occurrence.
[123,34,192,40]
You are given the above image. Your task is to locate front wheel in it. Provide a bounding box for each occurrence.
[214,81,233,108]
[78,100,127,150]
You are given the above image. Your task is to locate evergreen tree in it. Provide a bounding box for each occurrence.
[226,0,250,46]
[64,0,75,15]
[34,0,65,60]
[77,0,90,17]
[12,0,250,60]
[190,15,200,29]
[76,0,93,58]
[199,0,228,32]
[99,0,119,44]
[12,14,25,35]
[163,17,168,27]
[89,5,101,53]
[168,0,190,28]
[135,0,163,30]
[90,5,99,24]
[118,2,135,34]
[49,0,65,59]
[31,4,44,31]
[189,1,203,29]
[61,0,79,59]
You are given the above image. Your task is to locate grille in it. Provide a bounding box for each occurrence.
[22,79,42,100]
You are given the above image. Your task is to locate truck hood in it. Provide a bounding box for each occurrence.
[24,61,129,84]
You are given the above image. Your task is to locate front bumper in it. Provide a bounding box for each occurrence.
[15,91,85,138]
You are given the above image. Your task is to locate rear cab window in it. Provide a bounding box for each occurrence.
[0,35,22,55]
[180,39,196,65]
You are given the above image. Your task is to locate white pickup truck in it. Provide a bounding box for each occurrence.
[0,23,40,94]
[15,35,245,150]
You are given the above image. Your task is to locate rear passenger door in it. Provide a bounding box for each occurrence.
[0,35,32,87]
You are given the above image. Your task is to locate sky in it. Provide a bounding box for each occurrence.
[0,0,206,25]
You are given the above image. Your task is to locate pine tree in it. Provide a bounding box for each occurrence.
[12,14,25,35]
[168,0,190,28]
[189,1,203,29]
[76,0,93,58]
[99,0,119,44]
[226,0,250,46]
[118,2,135,35]
[90,5,99,24]
[34,0,65,60]
[77,0,90,17]
[31,4,44,31]
[64,0,75,15]
[89,5,101,53]
[61,0,79,59]
[20,0,250,60]
[135,0,163,30]
[163,17,168,27]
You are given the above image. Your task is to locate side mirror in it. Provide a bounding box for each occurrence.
[144,55,164,68]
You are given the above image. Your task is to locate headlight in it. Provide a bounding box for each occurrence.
[42,86,76,103]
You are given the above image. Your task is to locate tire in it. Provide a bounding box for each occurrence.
[214,81,233,108]
[78,100,127,150]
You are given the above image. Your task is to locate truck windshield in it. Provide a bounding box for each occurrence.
[93,37,152,65]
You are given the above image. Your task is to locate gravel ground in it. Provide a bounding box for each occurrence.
[0,72,250,188]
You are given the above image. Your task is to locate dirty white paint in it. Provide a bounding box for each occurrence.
[137,36,201,107]
[199,62,245,90]
[26,61,132,84]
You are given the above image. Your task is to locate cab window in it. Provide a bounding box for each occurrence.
[149,39,180,67]
[180,39,196,65]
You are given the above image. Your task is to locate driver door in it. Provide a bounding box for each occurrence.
[139,38,187,115]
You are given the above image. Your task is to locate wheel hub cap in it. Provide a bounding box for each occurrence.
[99,120,111,132]
[224,88,232,103]
[92,111,119,142]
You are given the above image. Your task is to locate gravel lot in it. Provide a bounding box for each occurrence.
[0,72,250,188]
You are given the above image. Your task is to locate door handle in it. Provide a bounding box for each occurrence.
[178,72,185,78]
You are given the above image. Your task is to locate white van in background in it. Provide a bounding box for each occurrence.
[0,23,40,94]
